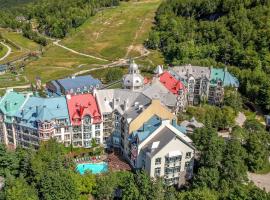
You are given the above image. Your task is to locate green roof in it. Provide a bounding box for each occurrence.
[210,68,239,87]
[0,91,28,123]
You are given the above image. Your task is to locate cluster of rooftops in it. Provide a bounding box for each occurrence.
[0,63,239,130]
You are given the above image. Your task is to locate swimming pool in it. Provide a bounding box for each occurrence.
[76,162,108,174]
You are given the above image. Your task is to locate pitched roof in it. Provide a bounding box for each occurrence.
[0,91,29,122]
[142,79,177,107]
[210,68,239,87]
[95,89,151,117]
[159,72,186,95]
[128,99,176,134]
[15,96,70,129]
[142,125,194,157]
[130,115,162,142]
[56,75,101,91]
[172,65,211,81]
[66,93,101,125]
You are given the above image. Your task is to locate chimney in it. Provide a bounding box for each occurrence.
[112,98,117,109]
[124,99,129,111]
[66,94,71,100]
[36,106,39,115]
[5,101,10,111]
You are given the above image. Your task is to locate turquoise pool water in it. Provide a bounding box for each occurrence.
[76,162,108,174]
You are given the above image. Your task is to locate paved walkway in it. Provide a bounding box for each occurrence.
[248,172,270,192]
[0,42,11,61]
[235,112,246,127]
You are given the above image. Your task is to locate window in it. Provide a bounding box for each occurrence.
[64,127,69,133]
[155,157,161,165]
[95,131,100,137]
[186,152,192,159]
[154,167,161,177]
[96,138,100,144]
[84,126,91,132]
[56,128,61,134]
[185,161,190,169]
[64,134,70,140]
[84,133,91,139]
[165,156,181,163]
[95,124,100,130]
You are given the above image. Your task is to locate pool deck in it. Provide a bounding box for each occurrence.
[74,150,131,172]
[107,150,131,171]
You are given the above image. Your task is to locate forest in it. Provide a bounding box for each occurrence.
[146,0,270,112]
[0,0,120,42]
[0,118,269,200]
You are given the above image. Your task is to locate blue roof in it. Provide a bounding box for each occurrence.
[131,115,162,142]
[15,96,70,129]
[171,119,187,134]
[129,116,188,144]
[56,75,101,91]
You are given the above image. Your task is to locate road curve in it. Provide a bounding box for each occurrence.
[0,42,11,61]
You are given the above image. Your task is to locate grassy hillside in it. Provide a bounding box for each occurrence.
[0,43,8,58]
[24,45,108,82]
[61,0,161,61]
[24,0,162,83]
[0,0,163,88]
[0,29,40,64]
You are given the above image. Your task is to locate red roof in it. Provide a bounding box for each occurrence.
[159,72,186,95]
[66,94,101,125]
[144,77,151,84]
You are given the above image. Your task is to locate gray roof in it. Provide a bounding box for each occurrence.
[95,89,151,119]
[142,79,177,107]
[56,75,101,91]
[142,126,175,157]
[142,126,194,158]
[172,65,211,80]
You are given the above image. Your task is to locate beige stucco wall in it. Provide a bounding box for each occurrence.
[147,137,194,178]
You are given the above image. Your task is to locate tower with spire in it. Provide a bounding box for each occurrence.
[122,60,144,91]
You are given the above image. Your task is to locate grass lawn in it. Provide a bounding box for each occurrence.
[1,30,40,51]
[0,43,8,58]
[62,0,161,61]
[0,71,29,88]
[24,45,108,83]
[0,29,40,64]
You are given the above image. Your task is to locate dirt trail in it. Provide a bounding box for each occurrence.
[53,40,109,62]
[0,42,12,61]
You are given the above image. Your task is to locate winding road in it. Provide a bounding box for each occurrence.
[0,42,11,61]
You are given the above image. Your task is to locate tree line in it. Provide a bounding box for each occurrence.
[0,0,120,44]
[0,120,269,200]
[146,0,270,112]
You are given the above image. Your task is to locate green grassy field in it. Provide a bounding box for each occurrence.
[0,0,163,88]
[24,45,108,83]
[0,29,40,64]
[0,43,8,58]
[62,0,161,61]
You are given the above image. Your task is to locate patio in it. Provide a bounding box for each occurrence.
[107,149,131,171]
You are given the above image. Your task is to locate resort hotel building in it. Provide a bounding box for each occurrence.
[0,61,239,186]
